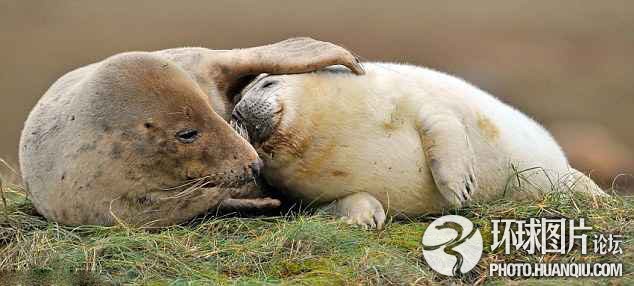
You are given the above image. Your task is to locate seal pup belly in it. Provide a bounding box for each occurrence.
[233,63,606,229]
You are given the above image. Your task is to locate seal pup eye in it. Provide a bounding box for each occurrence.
[176,128,199,143]
[261,80,277,89]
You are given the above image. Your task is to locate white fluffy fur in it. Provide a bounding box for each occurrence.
[245,63,605,220]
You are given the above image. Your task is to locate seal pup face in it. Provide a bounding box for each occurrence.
[232,74,287,146]
[232,67,354,152]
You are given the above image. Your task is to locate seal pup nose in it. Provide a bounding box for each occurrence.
[232,108,244,122]
[231,93,276,144]
[249,159,264,177]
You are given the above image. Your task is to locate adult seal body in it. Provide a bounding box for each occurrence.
[233,63,606,229]
[19,38,363,226]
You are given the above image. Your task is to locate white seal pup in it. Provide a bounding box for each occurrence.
[232,63,606,229]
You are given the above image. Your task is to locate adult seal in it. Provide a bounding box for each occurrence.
[233,63,606,229]
[19,38,364,226]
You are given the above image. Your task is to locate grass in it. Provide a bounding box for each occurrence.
[0,172,632,285]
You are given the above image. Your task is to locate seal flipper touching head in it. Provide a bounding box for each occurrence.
[157,37,364,121]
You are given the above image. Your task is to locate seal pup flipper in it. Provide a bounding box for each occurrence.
[417,109,478,208]
[322,192,386,230]
[565,168,608,197]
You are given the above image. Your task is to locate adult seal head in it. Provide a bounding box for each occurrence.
[19,38,364,226]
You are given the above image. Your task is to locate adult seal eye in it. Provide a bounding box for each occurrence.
[176,128,199,143]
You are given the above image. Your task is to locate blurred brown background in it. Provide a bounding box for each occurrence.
[1,1,632,191]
